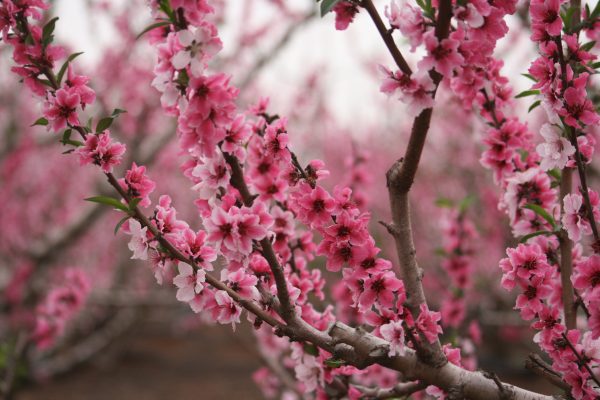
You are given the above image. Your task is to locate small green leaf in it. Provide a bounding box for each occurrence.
[136,21,172,40]
[128,197,142,211]
[589,61,600,70]
[528,100,541,113]
[434,247,447,257]
[581,41,596,52]
[521,73,537,82]
[57,52,84,85]
[42,17,59,47]
[547,169,561,181]
[31,117,48,127]
[515,89,540,99]
[324,358,346,368]
[320,0,341,16]
[96,117,114,133]
[303,343,319,356]
[158,0,176,21]
[111,108,126,117]
[435,197,454,208]
[38,79,53,87]
[519,230,553,243]
[85,196,129,212]
[458,195,475,213]
[523,203,556,228]
[114,216,130,235]
[95,109,126,133]
[60,129,72,144]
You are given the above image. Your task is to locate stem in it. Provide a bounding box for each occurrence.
[571,134,600,245]
[104,171,284,329]
[525,353,571,392]
[222,152,296,323]
[361,0,412,75]
[559,169,577,330]
[561,332,600,389]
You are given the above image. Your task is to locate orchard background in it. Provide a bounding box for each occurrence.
[0,0,599,399]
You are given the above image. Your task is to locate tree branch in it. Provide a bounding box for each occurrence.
[361,0,412,75]
[222,152,296,323]
[368,0,453,365]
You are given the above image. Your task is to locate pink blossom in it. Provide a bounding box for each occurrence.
[295,185,336,228]
[416,304,443,344]
[515,275,553,320]
[127,219,149,260]
[226,269,260,300]
[380,320,405,357]
[43,88,80,132]
[563,193,591,242]
[530,0,562,37]
[173,262,206,302]
[213,290,242,327]
[536,124,575,171]
[75,131,126,173]
[573,255,600,297]
[389,2,424,50]
[559,84,599,128]
[499,243,552,290]
[177,228,217,269]
[171,24,222,77]
[191,155,231,200]
[119,162,156,207]
[419,31,464,77]
[332,1,359,31]
[358,270,404,311]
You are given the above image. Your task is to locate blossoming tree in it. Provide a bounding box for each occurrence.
[1,0,600,399]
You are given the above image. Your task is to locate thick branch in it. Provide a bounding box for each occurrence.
[354,380,427,399]
[328,322,552,400]
[374,0,453,365]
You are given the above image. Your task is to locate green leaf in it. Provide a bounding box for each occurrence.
[320,0,341,16]
[561,6,576,32]
[128,197,142,211]
[158,0,176,21]
[303,343,319,356]
[523,203,556,228]
[324,358,346,368]
[38,79,53,87]
[96,117,114,133]
[95,109,126,133]
[515,89,540,99]
[519,230,553,243]
[31,117,48,127]
[580,41,596,52]
[589,61,600,70]
[85,196,129,212]
[547,169,561,181]
[56,52,84,86]
[458,195,475,213]
[136,21,171,40]
[42,17,59,47]
[111,108,127,117]
[60,129,72,145]
[528,100,541,113]
[435,197,454,208]
[521,73,537,82]
[114,216,130,235]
